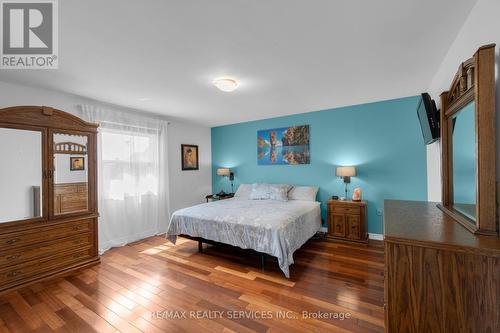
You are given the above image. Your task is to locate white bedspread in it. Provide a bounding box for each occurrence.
[166,198,322,277]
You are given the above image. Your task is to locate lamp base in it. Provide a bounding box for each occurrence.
[218,190,227,197]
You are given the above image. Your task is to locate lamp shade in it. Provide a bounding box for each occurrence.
[336,166,356,177]
[217,168,231,176]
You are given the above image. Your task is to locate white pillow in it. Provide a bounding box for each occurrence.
[234,184,252,199]
[249,183,271,200]
[249,183,291,201]
[268,186,290,202]
[288,186,319,202]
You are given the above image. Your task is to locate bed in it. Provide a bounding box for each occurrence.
[166,186,321,278]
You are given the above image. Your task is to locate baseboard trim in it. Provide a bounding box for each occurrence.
[368,233,383,241]
[320,227,383,241]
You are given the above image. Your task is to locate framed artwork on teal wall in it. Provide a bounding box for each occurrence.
[257,125,310,165]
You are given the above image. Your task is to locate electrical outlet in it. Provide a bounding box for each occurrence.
[376,209,383,216]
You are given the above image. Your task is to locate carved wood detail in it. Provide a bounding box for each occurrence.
[0,106,97,132]
[54,142,87,155]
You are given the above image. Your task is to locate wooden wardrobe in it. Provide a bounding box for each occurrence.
[0,106,99,294]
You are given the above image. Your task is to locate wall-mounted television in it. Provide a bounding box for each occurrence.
[416,93,440,145]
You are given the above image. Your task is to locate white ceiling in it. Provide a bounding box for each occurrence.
[0,0,477,127]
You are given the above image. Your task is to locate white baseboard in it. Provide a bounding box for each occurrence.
[320,227,383,241]
[368,233,383,241]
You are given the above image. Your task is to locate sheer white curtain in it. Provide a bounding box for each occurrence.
[80,105,170,253]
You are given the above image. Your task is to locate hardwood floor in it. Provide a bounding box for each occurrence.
[0,236,385,333]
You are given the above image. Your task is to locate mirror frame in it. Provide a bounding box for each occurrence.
[438,44,497,236]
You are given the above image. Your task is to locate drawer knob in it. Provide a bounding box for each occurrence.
[72,225,83,231]
[6,254,20,261]
[6,239,19,245]
[6,271,21,278]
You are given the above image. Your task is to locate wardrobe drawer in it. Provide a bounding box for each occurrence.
[332,205,361,215]
[0,248,93,286]
[0,233,92,268]
[0,219,92,251]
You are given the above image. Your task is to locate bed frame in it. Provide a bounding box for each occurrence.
[180,235,272,270]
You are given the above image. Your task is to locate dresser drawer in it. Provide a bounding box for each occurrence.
[0,233,92,268]
[0,247,93,286]
[332,205,361,215]
[0,219,92,251]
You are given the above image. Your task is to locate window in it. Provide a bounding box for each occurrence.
[101,128,159,201]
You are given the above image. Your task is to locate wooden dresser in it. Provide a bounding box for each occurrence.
[384,200,500,332]
[327,199,368,243]
[0,106,100,294]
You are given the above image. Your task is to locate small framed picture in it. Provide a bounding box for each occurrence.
[70,157,85,171]
[181,144,199,170]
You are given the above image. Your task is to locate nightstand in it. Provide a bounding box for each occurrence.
[327,199,368,243]
[206,193,234,202]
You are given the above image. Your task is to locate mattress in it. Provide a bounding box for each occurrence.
[166,198,322,278]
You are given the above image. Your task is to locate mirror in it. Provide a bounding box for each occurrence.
[451,101,476,221]
[53,133,89,215]
[438,44,497,235]
[0,128,43,223]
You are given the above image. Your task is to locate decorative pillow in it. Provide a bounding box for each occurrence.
[288,186,319,202]
[249,183,271,200]
[249,183,291,201]
[234,184,252,199]
[268,186,289,202]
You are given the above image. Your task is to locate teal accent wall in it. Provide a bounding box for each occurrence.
[211,96,427,234]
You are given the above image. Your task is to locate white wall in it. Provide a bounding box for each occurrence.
[0,80,212,217]
[427,0,500,201]
[168,122,212,213]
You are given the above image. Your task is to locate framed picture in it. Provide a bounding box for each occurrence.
[70,157,85,171]
[257,125,310,165]
[181,144,199,170]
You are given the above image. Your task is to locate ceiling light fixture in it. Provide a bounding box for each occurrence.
[213,77,238,92]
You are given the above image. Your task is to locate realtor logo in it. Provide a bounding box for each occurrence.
[1,0,58,69]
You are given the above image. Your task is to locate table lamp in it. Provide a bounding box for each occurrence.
[216,168,234,196]
[336,166,356,200]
